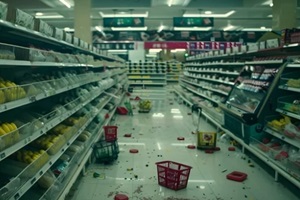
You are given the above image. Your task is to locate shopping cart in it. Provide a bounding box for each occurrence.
[155,161,192,191]
[93,139,119,164]
[191,104,217,150]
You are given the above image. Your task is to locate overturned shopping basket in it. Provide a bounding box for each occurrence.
[93,139,119,164]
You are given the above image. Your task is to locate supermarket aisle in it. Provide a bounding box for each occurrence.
[68,96,300,200]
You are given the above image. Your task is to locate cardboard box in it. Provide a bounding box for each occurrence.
[232,46,240,53]
[73,36,79,46]
[64,32,73,44]
[15,48,46,62]
[7,7,34,30]
[241,45,247,52]
[266,39,279,49]
[259,41,266,50]
[88,44,93,51]
[54,27,64,40]
[247,43,259,51]
[34,19,53,37]
[226,47,232,54]
[0,1,7,20]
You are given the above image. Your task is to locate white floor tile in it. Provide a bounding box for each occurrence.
[69,96,300,200]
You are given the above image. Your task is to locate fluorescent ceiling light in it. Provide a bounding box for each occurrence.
[99,11,149,18]
[146,54,157,57]
[223,25,235,31]
[183,10,235,18]
[158,25,164,32]
[35,12,43,16]
[204,11,212,14]
[168,0,173,7]
[59,0,71,8]
[149,48,162,52]
[270,3,273,7]
[36,14,64,19]
[111,27,147,31]
[64,27,74,31]
[173,27,212,31]
[268,14,273,17]
[107,50,128,53]
[171,49,186,53]
[242,28,272,31]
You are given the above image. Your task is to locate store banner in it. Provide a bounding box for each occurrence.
[144,41,189,49]
[189,41,242,50]
[173,17,214,27]
[94,42,135,50]
[103,17,144,27]
[92,30,266,43]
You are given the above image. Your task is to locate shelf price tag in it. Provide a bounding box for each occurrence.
[29,96,37,102]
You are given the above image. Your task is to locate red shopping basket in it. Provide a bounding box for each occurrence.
[155,161,192,191]
[103,126,118,142]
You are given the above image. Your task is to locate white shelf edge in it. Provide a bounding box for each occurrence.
[181,79,229,96]
[185,69,239,76]
[175,89,224,127]
[286,64,300,68]
[127,73,165,75]
[245,60,283,65]
[128,77,166,80]
[184,74,235,85]
[180,84,220,104]
[264,127,300,149]
[278,85,300,93]
[276,108,300,120]
[129,82,166,85]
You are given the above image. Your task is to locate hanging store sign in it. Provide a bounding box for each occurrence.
[144,41,241,50]
[103,17,145,27]
[173,17,214,27]
[189,41,241,50]
[144,42,189,49]
[94,42,135,50]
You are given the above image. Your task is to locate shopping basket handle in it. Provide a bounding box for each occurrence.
[191,104,202,113]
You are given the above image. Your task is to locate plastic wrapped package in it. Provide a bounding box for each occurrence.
[37,170,56,189]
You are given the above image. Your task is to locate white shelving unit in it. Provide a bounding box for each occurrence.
[179,47,300,191]
[127,62,167,86]
[166,62,182,83]
[0,11,127,200]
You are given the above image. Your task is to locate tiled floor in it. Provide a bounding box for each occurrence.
[68,96,300,200]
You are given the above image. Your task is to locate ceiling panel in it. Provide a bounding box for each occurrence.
[92,0,152,8]
[1,0,50,9]
[187,0,244,8]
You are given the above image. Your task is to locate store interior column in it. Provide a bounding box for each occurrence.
[74,0,92,44]
[272,0,297,31]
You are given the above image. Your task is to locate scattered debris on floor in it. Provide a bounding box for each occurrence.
[133,185,143,194]
[228,147,236,151]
